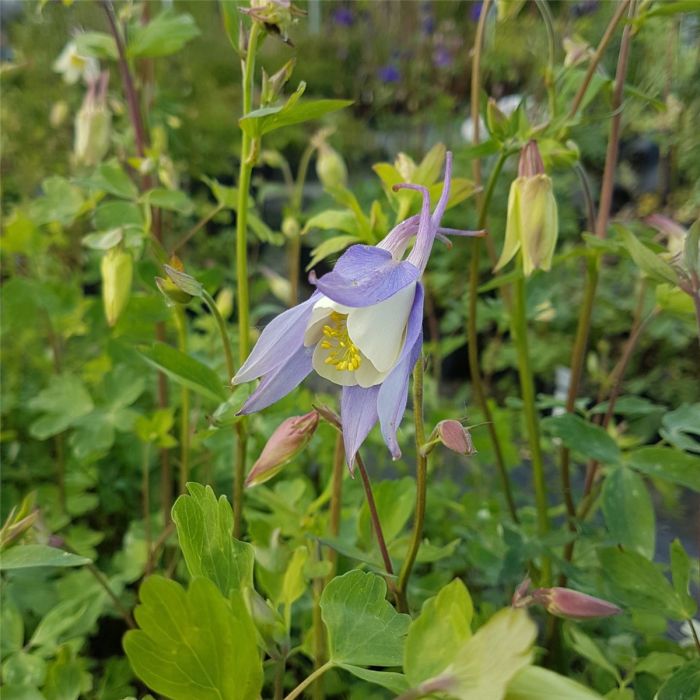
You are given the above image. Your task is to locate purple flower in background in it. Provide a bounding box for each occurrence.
[433,45,453,68]
[233,153,483,469]
[378,64,401,83]
[470,1,483,22]
[332,6,354,27]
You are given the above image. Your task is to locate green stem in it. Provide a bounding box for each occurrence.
[142,443,152,575]
[511,273,550,584]
[311,544,326,700]
[202,290,236,380]
[174,307,190,492]
[233,21,262,539]
[466,151,520,523]
[283,661,334,700]
[534,0,557,119]
[396,358,428,613]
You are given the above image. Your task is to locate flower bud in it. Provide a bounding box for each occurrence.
[316,144,348,190]
[246,411,319,487]
[282,215,300,239]
[101,246,132,326]
[435,420,476,456]
[74,73,111,167]
[532,587,621,620]
[261,58,296,106]
[486,98,510,141]
[496,141,558,277]
[215,287,234,320]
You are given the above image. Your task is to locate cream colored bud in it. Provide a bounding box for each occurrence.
[215,288,234,319]
[74,73,111,167]
[316,144,348,190]
[101,247,132,326]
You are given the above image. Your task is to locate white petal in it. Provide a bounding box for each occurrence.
[304,296,352,346]
[355,355,387,388]
[312,343,358,386]
[346,283,416,373]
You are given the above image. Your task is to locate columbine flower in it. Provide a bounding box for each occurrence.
[53,40,99,85]
[232,153,483,468]
[495,140,558,277]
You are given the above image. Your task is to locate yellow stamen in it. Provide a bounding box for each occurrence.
[320,311,362,372]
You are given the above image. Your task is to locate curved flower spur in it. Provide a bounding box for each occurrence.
[232,152,484,469]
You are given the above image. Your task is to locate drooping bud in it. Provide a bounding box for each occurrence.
[495,141,558,277]
[101,246,133,326]
[531,587,621,620]
[316,144,348,190]
[155,256,202,306]
[246,411,319,487]
[74,72,111,167]
[435,420,476,456]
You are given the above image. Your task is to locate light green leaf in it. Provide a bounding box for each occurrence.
[358,477,415,548]
[506,666,604,699]
[660,404,700,454]
[1,601,24,655]
[307,235,360,271]
[338,664,410,694]
[598,548,690,619]
[404,578,473,685]
[617,227,678,286]
[440,608,537,700]
[127,10,200,58]
[281,546,307,627]
[29,177,85,227]
[28,375,94,440]
[0,545,90,571]
[171,483,254,597]
[139,343,228,403]
[220,0,242,52]
[643,1,700,18]
[43,646,86,700]
[541,414,621,465]
[565,625,620,683]
[94,201,144,230]
[124,576,262,700]
[2,651,46,687]
[83,161,138,199]
[635,652,684,678]
[625,446,700,492]
[74,31,118,60]
[29,591,104,648]
[655,660,700,700]
[81,229,124,251]
[602,467,655,559]
[669,540,697,618]
[320,570,410,667]
[302,209,358,236]
[141,188,194,214]
[239,82,352,138]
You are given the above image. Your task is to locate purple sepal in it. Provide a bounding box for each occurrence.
[377,284,424,459]
[309,245,419,308]
[233,293,318,384]
[239,344,314,414]
[340,384,380,472]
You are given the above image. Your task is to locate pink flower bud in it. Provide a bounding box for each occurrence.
[436,420,476,456]
[518,140,546,178]
[245,411,319,487]
[532,587,621,620]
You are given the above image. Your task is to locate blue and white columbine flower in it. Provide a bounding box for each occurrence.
[233,152,482,468]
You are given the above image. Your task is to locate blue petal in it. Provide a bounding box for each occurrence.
[341,384,380,472]
[239,344,314,414]
[310,245,419,308]
[377,283,425,459]
[233,293,318,384]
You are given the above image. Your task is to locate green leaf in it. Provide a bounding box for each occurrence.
[0,545,90,571]
[625,446,700,492]
[171,483,254,597]
[320,570,410,667]
[74,31,118,59]
[83,161,138,199]
[660,404,700,454]
[655,660,700,700]
[541,414,621,465]
[404,578,473,685]
[505,666,604,699]
[669,540,697,618]
[635,652,685,678]
[43,646,86,700]
[307,235,360,270]
[220,0,242,52]
[643,1,700,18]
[338,665,410,694]
[139,343,228,403]
[281,546,307,627]
[124,576,262,700]
[81,228,124,251]
[602,467,656,559]
[565,625,620,683]
[94,201,144,230]
[302,209,358,236]
[29,177,85,227]
[2,652,46,687]
[598,548,690,619]
[616,227,678,285]
[439,608,536,700]
[28,375,94,440]
[358,477,415,548]
[240,82,352,138]
[141,188,194,214]
[29,590,104,648]
[127,10,200,58]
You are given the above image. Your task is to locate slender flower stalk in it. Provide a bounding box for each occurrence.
[396,358,428,613]
[174,307,190,492]
[234,21,262,538]
[512,272,551,584]
[283,661,334,700]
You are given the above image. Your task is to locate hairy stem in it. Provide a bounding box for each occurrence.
[233,21,262,538]
[512,274,551,584]
[396,358,428,613]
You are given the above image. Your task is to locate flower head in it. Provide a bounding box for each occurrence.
[233,152,483,469]
[53,40,99,85]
